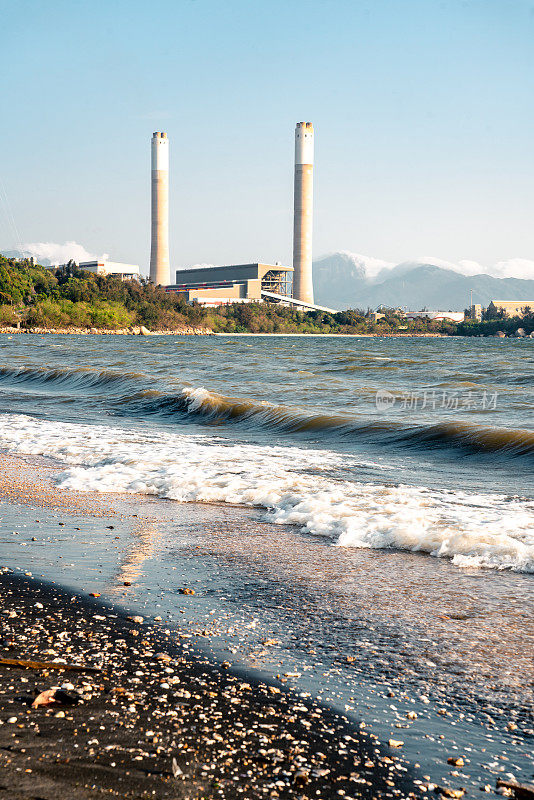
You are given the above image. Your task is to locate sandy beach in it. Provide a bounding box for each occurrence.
[0,572,424,800]
[0,453,421,800]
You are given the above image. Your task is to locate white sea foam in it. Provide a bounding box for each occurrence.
[2,413,534,572]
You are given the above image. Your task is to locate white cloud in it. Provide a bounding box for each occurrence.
[21,241,109,266]
[334,250,395,280]
[410,256,534,280]
[325,251,534,283]
[490,258,534,280]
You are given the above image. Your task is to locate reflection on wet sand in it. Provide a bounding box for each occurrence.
[109,518,161,592]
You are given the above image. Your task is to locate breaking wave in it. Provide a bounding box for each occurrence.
[1,412,533,572]
[174,387,534,458]
[1,365,533,459]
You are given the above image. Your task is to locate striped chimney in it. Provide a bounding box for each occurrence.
[150,132,170,286]
[292,122,314,304]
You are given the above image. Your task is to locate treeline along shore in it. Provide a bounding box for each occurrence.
[1,256,533,337]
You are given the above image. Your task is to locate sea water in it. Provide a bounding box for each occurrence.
[0,333,533,792]
[0,333,533,570]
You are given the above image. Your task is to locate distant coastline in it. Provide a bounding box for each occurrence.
[0,326,212,336]
[1,257,533,338]
[0,326,448,337]
[1,326,532,338]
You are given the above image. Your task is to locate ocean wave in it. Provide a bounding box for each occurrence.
[1,412,533,572]
[0,365,141,391]
[1,365,533,459]
[154,387,534,458]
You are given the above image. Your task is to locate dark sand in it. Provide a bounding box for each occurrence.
[0,571,423,800]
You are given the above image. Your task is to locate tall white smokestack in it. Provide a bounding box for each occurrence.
[150,132,170,285]
[292,122,314,304]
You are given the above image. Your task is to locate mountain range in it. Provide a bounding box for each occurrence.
[313,252,534,311]
[3,245,534,313]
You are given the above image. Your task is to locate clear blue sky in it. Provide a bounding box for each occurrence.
[1,0,533,274]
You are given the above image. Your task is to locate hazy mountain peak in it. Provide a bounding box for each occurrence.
[315,251,395,282]
[313,252,534,311]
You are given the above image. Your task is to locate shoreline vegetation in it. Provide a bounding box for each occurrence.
[1,255,533,337]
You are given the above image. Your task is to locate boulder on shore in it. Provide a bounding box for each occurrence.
[139,326,152,336]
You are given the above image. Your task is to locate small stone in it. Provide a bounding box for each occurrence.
[434,787,465,798]
[294,769,309,787]
[172,757,183,778]
[156,653,171,663]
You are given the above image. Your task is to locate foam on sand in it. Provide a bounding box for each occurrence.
[1,413,533,572]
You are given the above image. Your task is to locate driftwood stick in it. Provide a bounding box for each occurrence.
[0,658,101,673]
[496,780,534,800]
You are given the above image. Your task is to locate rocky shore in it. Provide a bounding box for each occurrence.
[0,327,448,338]
[0,571,421,800]
[0,326,213,336]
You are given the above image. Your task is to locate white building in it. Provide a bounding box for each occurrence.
[47,260,140,280]
[78,261,140,280]
[404,311,465,322]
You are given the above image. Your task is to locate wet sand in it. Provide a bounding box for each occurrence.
[0,573,421,800]
[0,453,423,799]
[0,451,532,798]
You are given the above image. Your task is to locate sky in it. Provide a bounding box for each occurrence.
[1,0,534,278]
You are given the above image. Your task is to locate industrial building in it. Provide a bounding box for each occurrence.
[78,261,140,280]
[166,262,335,312]
[152,122,335,311]
[487,300,534,317]
[167,263,291,305]
[468,304,483,321]
[404,310,465,322]
[49,261,140,280]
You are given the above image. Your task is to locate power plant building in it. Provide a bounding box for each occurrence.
[167,263,293,306]
[487,300,534,317]
[78,261,140,280]
[155,122,334,310]
[167,262,335,312]
[404,310,465,322]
